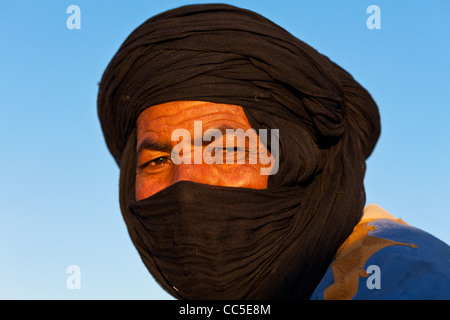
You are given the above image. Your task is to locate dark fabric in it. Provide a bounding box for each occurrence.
[97,3,381,299]
[129,181,305,299]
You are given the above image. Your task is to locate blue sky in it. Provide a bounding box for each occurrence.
[0,0,448,299]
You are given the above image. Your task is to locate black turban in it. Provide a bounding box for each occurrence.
[97,3,380,299]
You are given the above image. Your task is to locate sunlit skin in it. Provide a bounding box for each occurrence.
[135,101,271,200]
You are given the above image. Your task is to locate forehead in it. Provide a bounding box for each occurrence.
[136,101,251,136]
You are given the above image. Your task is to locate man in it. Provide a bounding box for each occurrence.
[97,4,449,299]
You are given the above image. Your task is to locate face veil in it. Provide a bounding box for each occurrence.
[97,3,381,299]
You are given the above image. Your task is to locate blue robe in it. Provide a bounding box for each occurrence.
[311,204,450,300]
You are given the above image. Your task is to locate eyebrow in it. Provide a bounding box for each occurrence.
[201,125,231,140]
[216,125,236,135]
[195,124,244,146]
[136,125,242,156]
[137,138,173,156]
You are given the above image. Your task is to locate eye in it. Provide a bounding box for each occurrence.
[222,146,249,163]
[229,146,249,154]
[139,156,173,170]
[148,156,173,166]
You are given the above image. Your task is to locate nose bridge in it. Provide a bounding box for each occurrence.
[172,162,192,182]
[172,161,217,185]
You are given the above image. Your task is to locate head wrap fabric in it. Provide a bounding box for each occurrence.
[97,3,380,299]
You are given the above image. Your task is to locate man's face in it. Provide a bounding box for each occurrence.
[135,101,271,200]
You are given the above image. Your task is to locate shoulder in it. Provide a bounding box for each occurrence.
[311,204,450,300]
